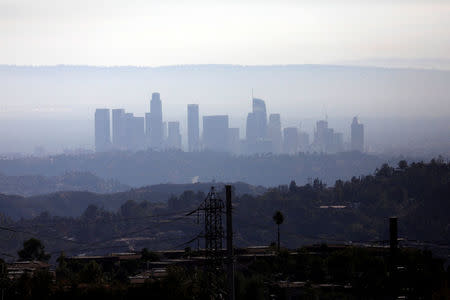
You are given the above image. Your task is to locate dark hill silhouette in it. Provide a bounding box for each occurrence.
[0,181,265,219]
[0,171,130,196]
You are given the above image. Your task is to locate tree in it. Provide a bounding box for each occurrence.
[17,238,51,262]
[289,180,297,193]
[398,160,408,170]
[273,211,284,251]
[141,248,160,262]
[79,260,103,284]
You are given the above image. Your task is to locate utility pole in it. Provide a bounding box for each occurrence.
[390,217,398,256]
[225,185,235,300]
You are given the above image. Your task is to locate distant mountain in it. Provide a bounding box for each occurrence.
[0,181,266,219]
[0,171,130,196]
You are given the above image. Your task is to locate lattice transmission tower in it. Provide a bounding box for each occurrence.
[199,186,225,271]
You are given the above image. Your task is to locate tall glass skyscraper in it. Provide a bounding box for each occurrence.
[351,116,364,152]
[246,98,268,153]
[149,92,163,149]
[268,113,282,153]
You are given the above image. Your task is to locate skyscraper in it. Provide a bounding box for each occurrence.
[203,115,229,152]
[187,104,200,152]
[112,108,126,149]
[351,116,364,152]
[95,108,111,152]
[298,131,310,152]
[145,112,151,148]
[246,98,268,153]
[283,127,298,154]
[228,128,240,154]
[268,113,282,153]
[246,98,267,142]
[314,120,328,151]
[149,92,163,149]
[167,121,182,150]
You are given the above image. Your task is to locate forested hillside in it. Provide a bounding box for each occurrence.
[0,159,448,260]
[0,182,265,219]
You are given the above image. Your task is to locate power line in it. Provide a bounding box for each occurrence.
[10,208,195,230]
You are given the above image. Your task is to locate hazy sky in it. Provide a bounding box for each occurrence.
[1,0,450,67]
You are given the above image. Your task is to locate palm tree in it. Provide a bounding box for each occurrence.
[273,211,284,251]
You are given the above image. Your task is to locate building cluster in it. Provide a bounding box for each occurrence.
[95,93,364,154]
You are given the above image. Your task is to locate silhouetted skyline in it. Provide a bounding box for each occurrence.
[95,93,363,155]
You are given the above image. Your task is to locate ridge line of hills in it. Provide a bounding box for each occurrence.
[0,180,266,219]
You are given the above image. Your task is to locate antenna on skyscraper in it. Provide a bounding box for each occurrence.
[322,104,328,121]
[251,88,254,99]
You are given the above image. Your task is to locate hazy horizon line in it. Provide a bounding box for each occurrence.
[1,63,450,72]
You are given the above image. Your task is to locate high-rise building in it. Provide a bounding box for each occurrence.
[252,98,267,139]
[149,92,163,149]
[123,113,145,151]
[95,108,110,152]
[283,127,298,154]
[246,98,267,142]
[187,104,200,152]
[351,116,364,152]
[203,115,229,152]
[167,121,182,150]
[228,128,240,154]
[313,120,344,153]
[162,121,167,141]
[268,113,282,153]
[246,98,268,153]
[123,113,134,149]
[332,132,344,153]
[112,109,126,149]
[298,131,310,152]
[314,120,329,152]
[246,112,257,143]
[145,112,152,148]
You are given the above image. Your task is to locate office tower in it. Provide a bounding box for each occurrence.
[246,112,257,143]
[283,127,298,154]
[314,120,328,152]
[149,92,163,149]
[314,120,337,153]
[246,98,268,142]
[162,121,167,141]
[131,116,145,150]
[187,104,200,152]
[145,112,152,148]
[95,108,111,152]
[123,113,134,150]
[252,98,268,139]
[123,113,144,151]
[228,128,240,154]
[351,116,364,152]
[246,98,268,153]
[268,114,282,153]
[167,121,182,149]
[112,109,126,149]
[298,131,310,152]
[203,115,229,152]
[333,132,344,153]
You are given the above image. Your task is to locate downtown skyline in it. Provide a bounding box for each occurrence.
[95,93,364,154]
